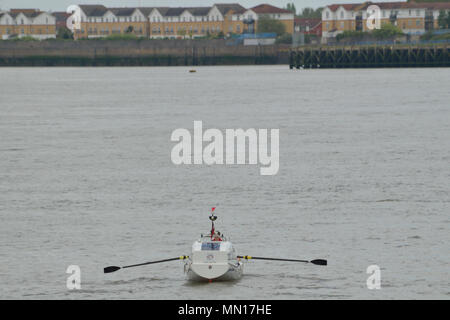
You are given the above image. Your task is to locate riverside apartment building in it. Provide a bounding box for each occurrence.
[322,1,450,41]
[0,9,56,39]
[73,3,294,39]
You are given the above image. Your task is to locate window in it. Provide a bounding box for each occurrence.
[416,10,420,16]
[326,12,330,19]
[340,12,344,19]
[416,19,420,26]
[340,21,344,29]
[201,243,220,251]
[409,10,412,16]
[236,24,240,32]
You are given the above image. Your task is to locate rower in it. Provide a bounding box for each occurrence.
[213,231,222,241]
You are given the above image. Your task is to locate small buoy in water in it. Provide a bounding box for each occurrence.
[189,70,196,73]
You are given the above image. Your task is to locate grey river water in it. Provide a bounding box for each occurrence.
[0,66,449,299]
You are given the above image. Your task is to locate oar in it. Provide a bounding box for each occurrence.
[104,256,189,274]
[238,256,327,266]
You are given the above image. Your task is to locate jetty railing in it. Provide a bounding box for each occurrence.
[289,43,449,69]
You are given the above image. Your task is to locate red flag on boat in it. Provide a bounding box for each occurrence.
[212,207,216,212]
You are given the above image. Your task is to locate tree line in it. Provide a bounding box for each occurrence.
[285,3,323,19]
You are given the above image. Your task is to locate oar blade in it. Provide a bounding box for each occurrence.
[104,266,121,273]
[311,259,327,266]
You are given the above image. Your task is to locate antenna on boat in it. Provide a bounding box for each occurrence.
[209,207,217,239]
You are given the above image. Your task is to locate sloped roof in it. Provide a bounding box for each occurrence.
[250,4,292,14]
[9,9,47,18]
[327,3,364,12]
[295,18,322,28]
[79,5,108,16]
[162,7,212,17]
[165,7,187,16]
[109,7,137,17]
[214,3,246,15]
[138,7,155,16]
[189,7,211,16]
[152,7,171,16]
[52,11,71,22]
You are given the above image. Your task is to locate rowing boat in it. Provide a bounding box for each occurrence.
[184,208,243,281]
[103,207,326,279]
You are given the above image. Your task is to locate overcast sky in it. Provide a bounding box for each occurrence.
[0,0,406,12]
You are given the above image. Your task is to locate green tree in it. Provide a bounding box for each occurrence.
[438,10,447,29]
[276,33,292,44]
[285,3,297,15]
[179,28,186,38]
[298,7,323,19]
[57,27,73,40]
[372,23,404,39]
[257,15,286,36]
[125,26,134,33]
[447,11,450,29]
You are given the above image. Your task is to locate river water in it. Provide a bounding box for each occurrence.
[0,66,449,299]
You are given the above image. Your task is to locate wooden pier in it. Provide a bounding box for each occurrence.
[289,44,449,69]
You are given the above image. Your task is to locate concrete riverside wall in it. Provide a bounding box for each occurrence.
[0,39,291,66]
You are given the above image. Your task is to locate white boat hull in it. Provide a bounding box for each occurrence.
[184,261,243,281]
